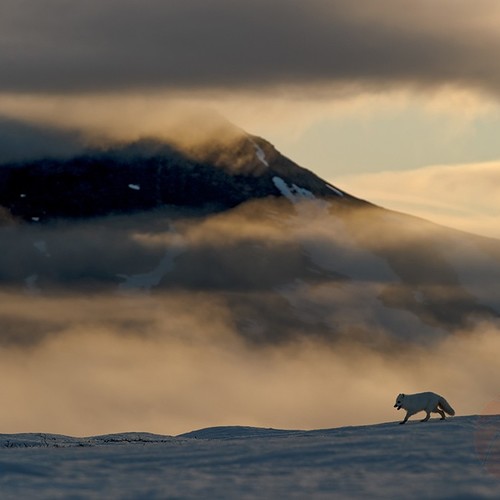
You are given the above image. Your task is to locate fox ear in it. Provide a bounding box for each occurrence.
[402,393,405,397]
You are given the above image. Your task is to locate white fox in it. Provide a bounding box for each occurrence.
[394,392,455,424]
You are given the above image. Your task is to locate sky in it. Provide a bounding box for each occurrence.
[1,0,500,239]
[1,1,500,436]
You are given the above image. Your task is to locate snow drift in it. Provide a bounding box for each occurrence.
[1,416,500,499]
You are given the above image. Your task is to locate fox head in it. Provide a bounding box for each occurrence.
[394,393,405,410]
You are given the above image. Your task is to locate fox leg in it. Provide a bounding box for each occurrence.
[400,411,413,424]
[421,411,431,422]
[435,408,446,420]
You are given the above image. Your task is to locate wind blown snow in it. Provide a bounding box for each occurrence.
[0,416,499,499]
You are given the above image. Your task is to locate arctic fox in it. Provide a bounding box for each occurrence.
[394,392,455,424]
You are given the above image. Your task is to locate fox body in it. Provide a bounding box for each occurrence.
[394,392,455,424]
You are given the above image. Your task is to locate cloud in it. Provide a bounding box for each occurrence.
[2,88,499,186]
[0,117,87,164]
[1,0,500,97]
[0,194,499,435]
[337,161,500,239]
[0,290,498,436]
[0,104,253,170]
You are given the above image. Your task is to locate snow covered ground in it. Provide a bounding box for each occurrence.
[1,415,499,499]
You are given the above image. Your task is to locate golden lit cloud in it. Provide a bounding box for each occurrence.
[0,201,499,436]
[337,161,500,239]
[0,291,498,436]
[1,84,498,149]
[1,0,500,442]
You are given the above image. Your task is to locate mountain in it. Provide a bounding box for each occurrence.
[0,119,499,347]
[0,131,362,222]
[1,416,498,499]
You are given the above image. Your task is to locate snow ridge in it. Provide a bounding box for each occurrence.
[0,416,498,500]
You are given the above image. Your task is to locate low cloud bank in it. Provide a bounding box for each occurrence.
[0,290,498,436]
[0,125,499,435]
[0,107,248,166]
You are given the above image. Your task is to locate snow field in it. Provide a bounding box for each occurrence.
[1,416,499,499]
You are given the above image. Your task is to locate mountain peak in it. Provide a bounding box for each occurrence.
[0,124,357,223]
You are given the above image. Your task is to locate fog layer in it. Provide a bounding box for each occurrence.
[0,197,499,435]
[0,290,498,435]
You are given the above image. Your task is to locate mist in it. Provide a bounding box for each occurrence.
[0,194,499,435]
[0,289,498,436]
[0,106,251,166]
[2,0,500,441]
[0,117,88,164]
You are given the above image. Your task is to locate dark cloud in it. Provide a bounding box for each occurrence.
[0,198,499,348]
[1,0,500,95]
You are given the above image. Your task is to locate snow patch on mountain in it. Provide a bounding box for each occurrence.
[34,240,50,257]
[326,183,344,197]
[251,140,269,167]
[118,237,185,291]
[272,176,316,204]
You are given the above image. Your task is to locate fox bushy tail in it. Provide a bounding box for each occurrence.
[438,397,455,416]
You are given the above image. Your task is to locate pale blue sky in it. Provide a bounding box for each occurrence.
[271,102,500,178]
